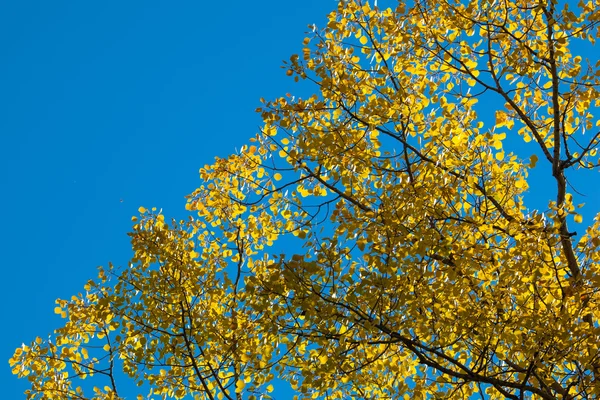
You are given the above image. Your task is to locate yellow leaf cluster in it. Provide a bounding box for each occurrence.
[10,0,600,399]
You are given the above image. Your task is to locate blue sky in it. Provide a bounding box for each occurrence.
[1,1,335,397]
[3,0,600,398]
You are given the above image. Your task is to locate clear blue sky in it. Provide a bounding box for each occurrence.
[3,0,600,398]
[1,1,335,397]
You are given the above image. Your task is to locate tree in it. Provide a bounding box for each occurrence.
[10,0,600,398]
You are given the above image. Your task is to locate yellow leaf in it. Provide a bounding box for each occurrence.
[138,207,146,213]
[529,154,538,168]
[235,380,245,393]
[574,214,583,223]
[357,239,366,251]
[274,173,283,181]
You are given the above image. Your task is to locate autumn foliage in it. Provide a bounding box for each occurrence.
[10,0,600,398]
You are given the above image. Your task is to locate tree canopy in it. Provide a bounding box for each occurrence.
[10,0,600,398]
